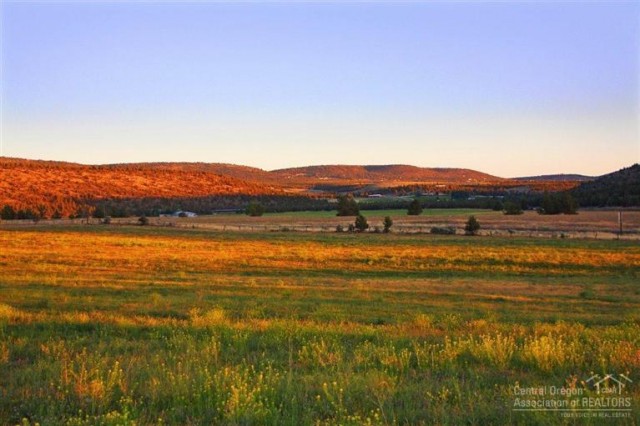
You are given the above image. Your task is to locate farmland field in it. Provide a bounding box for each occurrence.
[30,209,638,240]
[1,224,639,425]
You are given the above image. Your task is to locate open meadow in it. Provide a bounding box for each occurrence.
[1,221,639,425]
[187,209,640,239]
[16,209,638,240]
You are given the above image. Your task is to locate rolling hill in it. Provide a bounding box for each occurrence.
[2,157,624,217]
[108,163,506,188]
[104,162,277,184]
[572,164,640,207]
[271,164,502,184]
[0,158,282,217]
[514,174,595,182]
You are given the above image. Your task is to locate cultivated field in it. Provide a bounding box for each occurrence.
[1,223,639,424]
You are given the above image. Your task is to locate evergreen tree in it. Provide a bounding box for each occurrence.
[336,194,360,216]
[407,199,423,215]
[383,216,393,233]
[503,201,523,215]
[464,215,480,236]
[1,205,16,220]
[355,214,369,232]
[561,193,578,214]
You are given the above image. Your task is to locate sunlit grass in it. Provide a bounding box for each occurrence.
[0,227,638,424]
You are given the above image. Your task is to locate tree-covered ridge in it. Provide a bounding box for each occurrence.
[572,164,640,207]
[0,157,283,218]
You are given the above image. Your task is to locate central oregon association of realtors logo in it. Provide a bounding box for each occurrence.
[585,373,633,395]
[512,373,634,419]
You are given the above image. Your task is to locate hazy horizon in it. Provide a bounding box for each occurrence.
[2,1,638,177]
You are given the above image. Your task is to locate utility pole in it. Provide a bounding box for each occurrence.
[618,211,623,238]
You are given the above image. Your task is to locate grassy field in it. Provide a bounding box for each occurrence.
[7,209,638,239]
[146,209,639,239]
[1,225,639,424]
[260,208,487,219]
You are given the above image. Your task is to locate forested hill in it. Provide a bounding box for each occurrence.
[271,164,501,183]
[2,157,635,218]
[572,164,640,207]
[0,158,282,218]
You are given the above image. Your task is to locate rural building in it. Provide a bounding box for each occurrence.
[171,211,197,217]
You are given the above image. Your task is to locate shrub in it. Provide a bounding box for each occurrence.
[523,336,581,372]
[245,202,265,217]
[138,216,149,226]
[503,201,523,215]
[383,216,393,233]
[464,216,480,236]
[430,226,456,235]
[355,215,369,232]
[335,224,344,233]
[469,333,516,368]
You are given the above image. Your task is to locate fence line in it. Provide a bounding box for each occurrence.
[1,219,638,240]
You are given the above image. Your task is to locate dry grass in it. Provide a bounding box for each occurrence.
[0,226,639,424]
[2,228,638,283]
[122,209,640,239]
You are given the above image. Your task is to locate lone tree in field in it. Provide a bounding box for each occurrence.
[383,216,393,233]
[407,198,423,215]
[355,214,369,232]
[464,215,480,236]
[336,194,359,216]
[246,202,265,217]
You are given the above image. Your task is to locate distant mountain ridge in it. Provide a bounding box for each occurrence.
[103,162,503,183]
[514,174,595,182]
[104,162,276,184]
[271,164,502,183]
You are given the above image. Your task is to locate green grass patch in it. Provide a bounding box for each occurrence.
[0,226,638,424]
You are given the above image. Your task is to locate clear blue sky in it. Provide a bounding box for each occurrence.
[2,1,638,177]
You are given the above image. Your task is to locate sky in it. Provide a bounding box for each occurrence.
[1,1,639,177]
